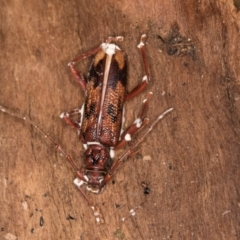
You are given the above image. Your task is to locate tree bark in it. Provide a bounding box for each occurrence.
[0,0,239,239]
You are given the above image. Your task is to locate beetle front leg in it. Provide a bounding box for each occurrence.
[68,46,102,91]
[125,34,150,101]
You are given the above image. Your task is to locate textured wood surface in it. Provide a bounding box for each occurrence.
[0,1,240,239]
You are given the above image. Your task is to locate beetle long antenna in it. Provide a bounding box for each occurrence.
[0,105,79,171]
[0,105,105,224]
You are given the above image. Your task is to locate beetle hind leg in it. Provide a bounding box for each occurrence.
[115,92,153,150]
[68,45,102,91]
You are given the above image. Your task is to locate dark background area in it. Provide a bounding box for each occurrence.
[0,1,240,239]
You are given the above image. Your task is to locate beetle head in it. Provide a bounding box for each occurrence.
[83,145,112,193]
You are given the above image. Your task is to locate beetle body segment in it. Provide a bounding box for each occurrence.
[80,45,127,147]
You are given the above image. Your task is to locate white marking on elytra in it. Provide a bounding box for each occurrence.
[83,144,87,150]
[124,133,131,141]
[97,53,113,135]
[134,118,142,128]
[101,43,120,55]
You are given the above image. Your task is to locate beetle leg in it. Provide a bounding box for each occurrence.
[68,46,102,91]
[125,34,150,101]
[115,92,153,150]
[60,104,84,132]
[101,108,174,186]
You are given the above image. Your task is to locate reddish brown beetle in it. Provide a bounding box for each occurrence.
[0,34,173,224]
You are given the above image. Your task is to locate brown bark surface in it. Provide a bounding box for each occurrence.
[0,1,240,239]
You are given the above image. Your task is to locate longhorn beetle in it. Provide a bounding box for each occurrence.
[0,34,173,224]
